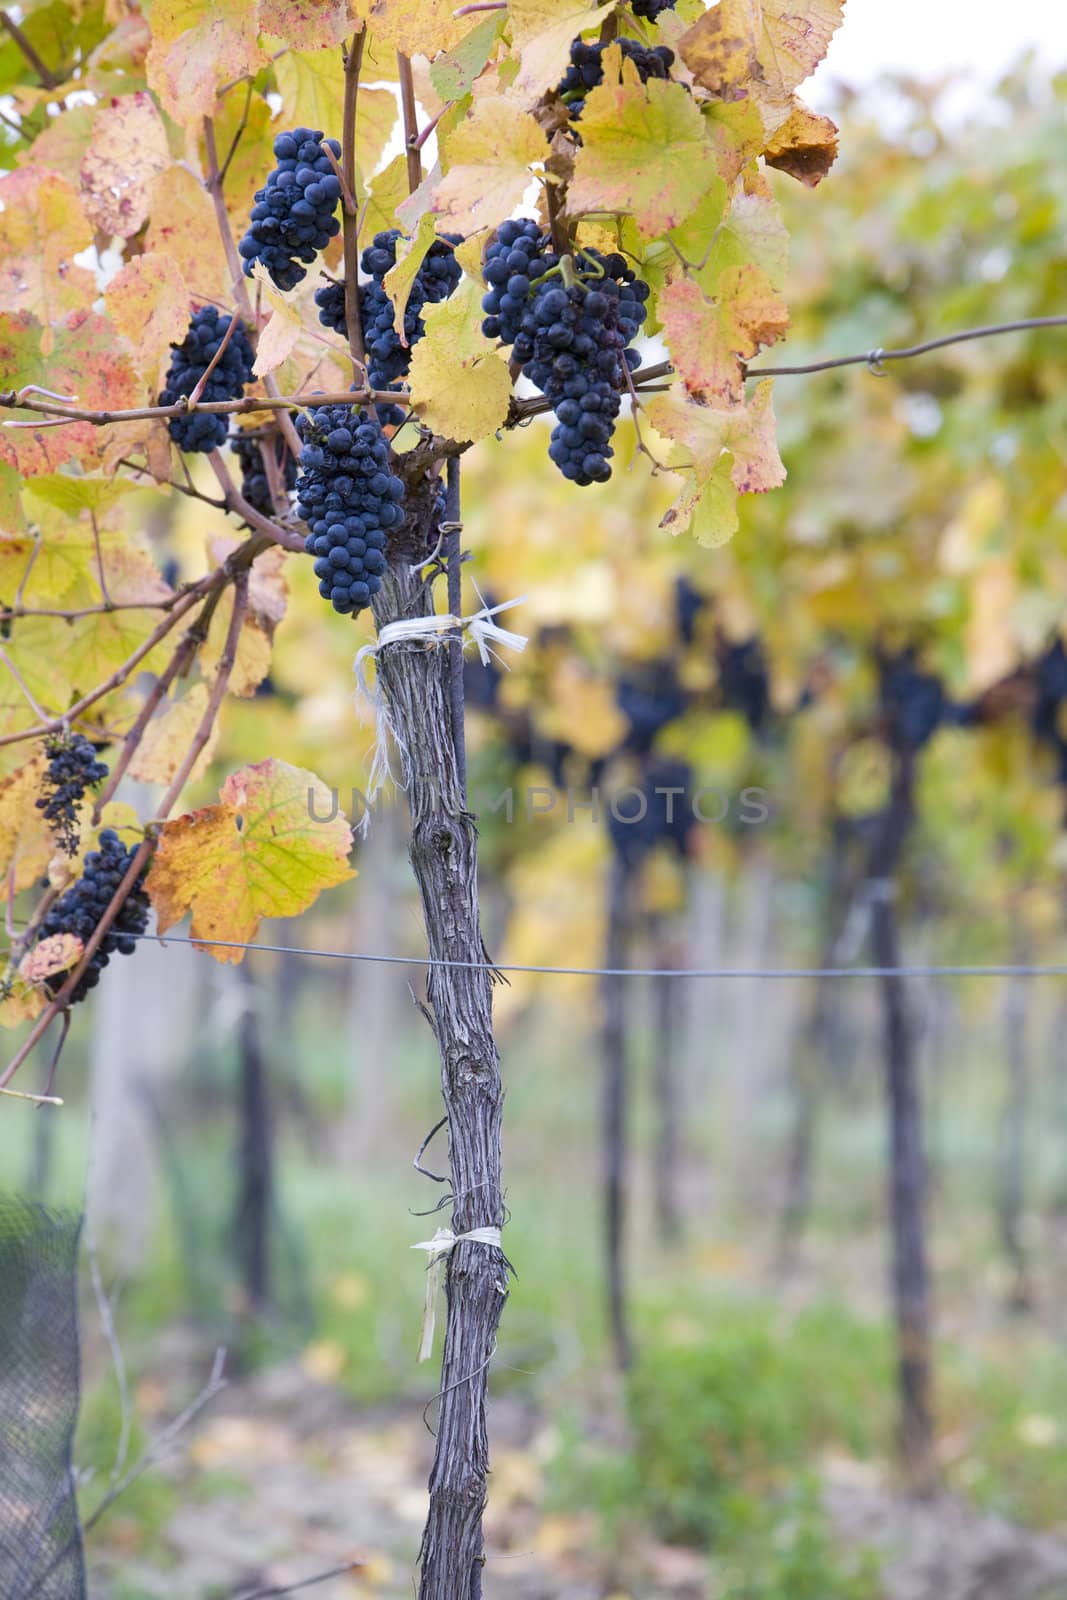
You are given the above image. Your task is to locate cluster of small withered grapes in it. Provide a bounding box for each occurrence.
[37,831,150,1003]
[35,734,109,855]
[481,219,649,485]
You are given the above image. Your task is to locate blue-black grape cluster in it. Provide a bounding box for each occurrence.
[607,757,694,868]
[159,308,255,454]
[315,229,462,425]
[232,433,297,518]
[239,128,342,291]
[482,221,649,485]
[296,405,404,615]
[557,37,675,117]
[881,652,946,751]
[35,734,109,855]
[38,830,149,1002]
[631,0,676,18]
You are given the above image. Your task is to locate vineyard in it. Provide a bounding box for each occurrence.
[0,0,1066,1597]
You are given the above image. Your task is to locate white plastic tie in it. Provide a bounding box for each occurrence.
[411,1225,504,1362]
[353,593,526,834]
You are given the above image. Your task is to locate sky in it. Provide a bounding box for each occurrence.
[808,0,1066,111]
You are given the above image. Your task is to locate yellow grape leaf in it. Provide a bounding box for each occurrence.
[965,556,1019,695]
[128,683,221,787]
[79,91,171,237]
[0,979,48,1029]
[677,0,760,98]
[0,310,141,477]
[763,98,839,186]
[658,266,788,405]
[407,280,512,444]
[0,754,53,894]
[365,152,411,239]
[259,0,351,49]
[757,0,845,104]
[209,537,289,629]
[0,169,96,336]
[647,380,785,542]
[21,105,97,188]
[274,53,397,179]
[146,0,265,127]
[249,264,304,377]
[509,0,616,100]
[433,96,546,236]
[145,759,355,961]
[145,167,231,307]
[19,933,84,985]
[429,12,505,101]
[383,213,440,347]
[537,662,628,758]
[202,589,274,697]
[106,253,190,379]
[568,78,719,239]
[697,186,789,293]
[351,0,471,54]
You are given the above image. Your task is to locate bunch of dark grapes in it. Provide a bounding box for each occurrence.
[631,0,676,18]
[37,830,149,1002]
[239,128,342,291]
[557,37,675,117]
[481,219,561,345]
[617,663,686,754]
[315,228,462,406]
[158,308,255,454]
[484,226,648,485]
[608,757,694,867]
[232,433,297,518]
[296,404,405,616]
[718,638,771,733]
[35,734,109,854]
[881,652,945,751]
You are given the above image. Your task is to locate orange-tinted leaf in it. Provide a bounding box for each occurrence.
[0,310,140,477]
[763,98,839,186]
[146,759,355,961]
[659,266,788,404]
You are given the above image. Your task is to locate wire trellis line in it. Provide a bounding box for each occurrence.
[746,315,1067,378]
[121,930,1067,980]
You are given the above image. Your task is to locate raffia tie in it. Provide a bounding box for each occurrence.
[352,595,526,833]
[410,1226,504,1362]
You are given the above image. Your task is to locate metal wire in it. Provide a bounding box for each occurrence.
[121,929,1067,980]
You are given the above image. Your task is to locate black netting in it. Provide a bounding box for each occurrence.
[0,1194,86,1600]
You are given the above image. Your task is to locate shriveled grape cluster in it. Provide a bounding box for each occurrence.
[232,433,297,518]
[557,37,675,118]
[159,308,255,454]
[38,830,149,1002]
[239,128,342,291]
[482,222,649,486]
[36,734,109,854]
[296,405,405,616]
